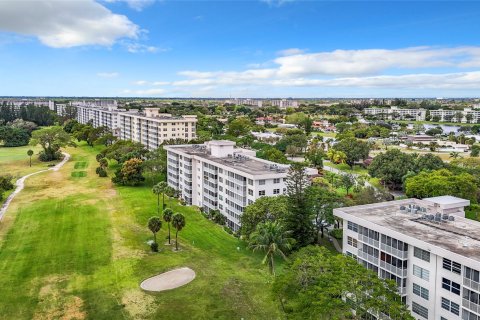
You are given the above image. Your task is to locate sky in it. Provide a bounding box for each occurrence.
[1,0,480,98]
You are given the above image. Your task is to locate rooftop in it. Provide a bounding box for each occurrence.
[167,144,290,176]
[334,197,480,262]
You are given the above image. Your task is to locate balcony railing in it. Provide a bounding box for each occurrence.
[379,261,407,278]
[380,243,408,259]
[464,278,480,292]
[359,235,379,248]
[357,250,378,264]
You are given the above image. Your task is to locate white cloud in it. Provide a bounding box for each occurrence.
[105,0,155,11]
[152,81,170,86]
[133,80,148,85]
[123,42,169,53]
[274,46,480,77]
[123,88,166,95]
[277,48,304,56]
[0,0,140,48]
[97,72,120,78]
[170,46,480,91]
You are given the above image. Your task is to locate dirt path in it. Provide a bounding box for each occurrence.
[0,152,71,221]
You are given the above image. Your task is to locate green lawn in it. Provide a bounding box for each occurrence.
[0,145,60,179]
[0,144,282,319]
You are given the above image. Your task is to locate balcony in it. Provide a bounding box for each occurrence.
[357,250,378,264]
[379,261,407,278]
[464,278,480,292]
[380,243,408,259]
[359,235,379,248]
[463,299,480,315]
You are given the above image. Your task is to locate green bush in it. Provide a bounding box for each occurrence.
[329,228,343,240]
[223,226,233,235]
[150,242,159,252]
[96,167,107,177]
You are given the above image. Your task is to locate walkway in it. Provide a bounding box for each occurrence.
[0,152,71,221]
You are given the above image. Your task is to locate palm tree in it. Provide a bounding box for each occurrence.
[147,216,162,245]
[248,221,294,276]
[152,181,167,214]
[172,213,186,251]
[27,149,34,167]
[450,151,461,160]
[163,208,173,244]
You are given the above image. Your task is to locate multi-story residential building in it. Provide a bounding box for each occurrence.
[76,106,197,150]
[164,140,316,231]
[334,196,480,320]
[363,106,426,121]
[225,98,263,107]
[430,109,480,123]
[271,99,299,109]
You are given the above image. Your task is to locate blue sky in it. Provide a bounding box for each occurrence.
[1,0,480,98]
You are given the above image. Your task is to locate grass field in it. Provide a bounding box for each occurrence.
[0,145,61,179]
[0,143,282,319]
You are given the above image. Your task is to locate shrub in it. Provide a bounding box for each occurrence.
[150,242,159,252]
[223,226,233,235]
[39,150,63,162]
[96,167,107,177]
[0,175,14,191]
[329,228,343,240]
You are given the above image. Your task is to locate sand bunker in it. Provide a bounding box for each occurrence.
[140,267,196,292]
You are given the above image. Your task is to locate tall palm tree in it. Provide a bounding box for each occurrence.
[163,208,173,244]
[147,216,162,244]
[172,213,186,251]
[248,221,294,276]
[27,149,34,167]
[450,151,461,160]
[152,181,167,214]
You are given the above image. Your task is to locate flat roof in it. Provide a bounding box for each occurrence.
[423,196,469,205]
[335,198,480,262]
[167,145,289,176]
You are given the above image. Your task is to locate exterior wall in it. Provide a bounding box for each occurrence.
[76,106,197,149]
[363,107,426,121]
[165,145,288,232]
[339,209,480,320]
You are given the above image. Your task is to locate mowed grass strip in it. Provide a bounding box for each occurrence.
[74,161,88,169]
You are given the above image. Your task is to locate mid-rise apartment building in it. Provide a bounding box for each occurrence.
[430,109,480,123]
[76,106,197,150]
[164,140,316,231]
[363,106,427,121]
[335,196,480,320]
[271,99,299,109]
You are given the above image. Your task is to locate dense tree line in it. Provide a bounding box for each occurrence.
[0,103,57,126]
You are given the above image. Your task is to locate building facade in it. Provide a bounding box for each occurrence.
[334,196,480,320]
[76,106,197,150]
[271,99,299,109]
[164,140,316,231]
[364,107,426,121]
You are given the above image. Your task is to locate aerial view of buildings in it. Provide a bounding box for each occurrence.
[1,0,480,319]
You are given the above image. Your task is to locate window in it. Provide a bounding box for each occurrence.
[465,267,480,283]
[441,297,459,316]
[248,189,253,196]
[273,189,280,194]
[259,190,265,196]
[219,186,223,192]
[443,258,461,275]
[248,179,253,185]
[412,302,428,319]
[248,200,253,205]
[347,236,358,248]
[463,309,480,320]
[463,288,480,307]
[414,247,430,262]
[413,283,429,300]
[442,278,461,295]
[219,177,223,183]
[259,180,266,185]
[347,221,358,232]
[273,178,280,184]
[413,265,430,281]
[219,169,223,174]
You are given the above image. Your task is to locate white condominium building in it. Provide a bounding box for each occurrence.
[334,196,480,320]
[164,140,317,231]
[271,99,299,109]
[364,106,426,121]
[76,106,197,150]
[430,109,480,123]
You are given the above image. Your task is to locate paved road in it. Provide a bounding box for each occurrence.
[0,152,71,221]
